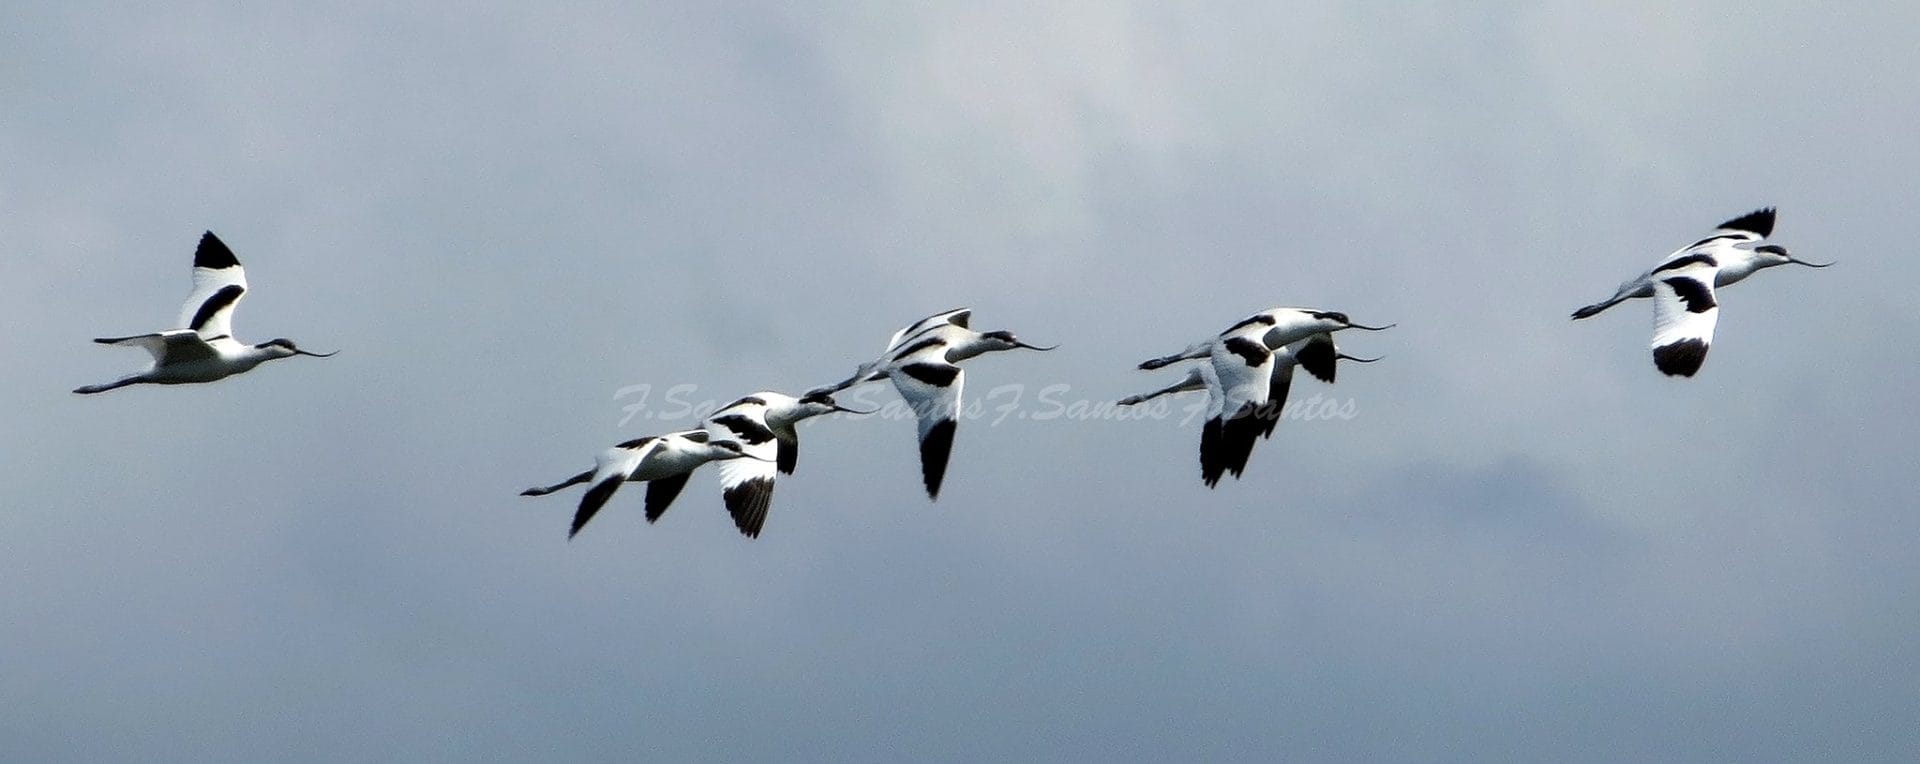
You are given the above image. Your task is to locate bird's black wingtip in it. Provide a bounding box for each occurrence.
[1652,339,1709,377]
[918,419,957,502]
[1716,207,1776,238]
[193,231,241,270]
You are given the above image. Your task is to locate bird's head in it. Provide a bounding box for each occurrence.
[258,338,337,358]
[978,329,1058,353]
[1754,243,1833,270]
[1309,310,1395,333]
[797,390,874,417]
[705,440,753,460]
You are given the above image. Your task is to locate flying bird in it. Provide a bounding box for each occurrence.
[1122,333,1380,434]
[1123,334,1381,485]
[74,231,334,394]
[1134,309,1391,487]
[1571,208,1832,377]
[823,308,1054,500]
[699,390,869,539]
[520,429,757,539]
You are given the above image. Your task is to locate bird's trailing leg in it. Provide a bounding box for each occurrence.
[72,376,146,395]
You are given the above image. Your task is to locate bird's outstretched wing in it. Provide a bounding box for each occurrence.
[571,437,659,538]
[706,403,781,538]
[93,329,219,365]
[890,357,964,500]
[177,232,249,340]
[643,473,691,524]
[1291,333,1338,384]
[1692,207,1775,246]
[1649,256,1721,377]
[1201,334,1273,486]
[886,308,971,351]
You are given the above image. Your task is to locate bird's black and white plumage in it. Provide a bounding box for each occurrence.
[74,231,334,394]
[824,308,1054,500]
[1648,255,1720,377]
[520,429,755,539]
[700,391,866,538]
[1134,308,1391,486]
[1571,208,1832,377]
[1255,333,1381,439]
[1199,321,1279,487]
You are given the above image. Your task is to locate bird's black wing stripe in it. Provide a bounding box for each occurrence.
[1222,336,1270,367]
[901,362,960,388]
[709,414,776,444]
[1224,314,1277,334]
[896,337,946,358]
[1653,253,1718,274]
[188,284,246,331]
[1662,277,1716,313]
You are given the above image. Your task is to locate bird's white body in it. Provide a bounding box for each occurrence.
[616,435,734,482]
[75,232,331,394]
[1571,208,1830,377]
[95,332,294,384]
[1579,213,1782,309]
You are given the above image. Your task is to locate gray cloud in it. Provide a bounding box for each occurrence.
[5,2,1918,761]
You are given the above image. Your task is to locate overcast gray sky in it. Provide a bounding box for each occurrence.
[6,2,1919,761]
